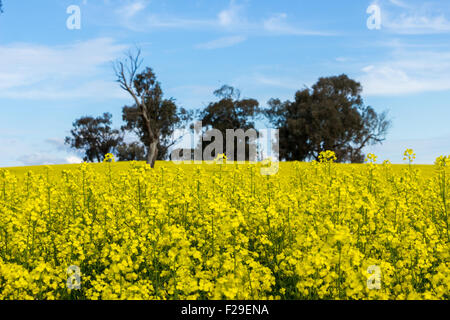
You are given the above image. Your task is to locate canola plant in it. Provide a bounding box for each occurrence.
[0,150,448,300]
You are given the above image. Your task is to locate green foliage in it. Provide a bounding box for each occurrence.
[265,74,390,163]
[121,68,191,161]
[116,141,146,161]
[115,50,192,166]
[199,85,260,160]
[65,113,122,163]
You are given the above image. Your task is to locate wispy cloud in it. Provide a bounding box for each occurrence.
[263,13,336,36]
[1,80,127,100]
[10,137,84,167]
[123,0,247,31]
[143,15,214,29]
[378,0,450,34]
[45,138,67,151]
[17,153,83,166]
[359,48,450,95]
[118,0,334,37]
[121,0,147,19]
[388,0,410,9]
[0,38,128,100]
[384,13,450,34]
[335,57,351,62]
[250,74,304,90]
[196,35,246,50]
[217,0,246,28]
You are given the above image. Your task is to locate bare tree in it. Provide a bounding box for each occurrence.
[114,48,191,167]
[114,49,162,167]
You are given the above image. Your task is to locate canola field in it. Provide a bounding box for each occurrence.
[0,151,448,300]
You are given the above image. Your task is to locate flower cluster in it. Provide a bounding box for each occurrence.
[103,153,116,163]
[403,149,416,163]
[0,150,448,300]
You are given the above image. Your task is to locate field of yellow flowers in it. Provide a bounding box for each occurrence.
[0,151,448,300]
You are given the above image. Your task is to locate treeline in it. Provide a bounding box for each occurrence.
[65,50,390,167]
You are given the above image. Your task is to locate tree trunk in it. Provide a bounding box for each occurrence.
[147,140,159,168]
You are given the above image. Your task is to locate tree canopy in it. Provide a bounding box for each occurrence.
[198,85,260,161]
[266,74,390,163]
[114,50,191,167]
[65,55,390,166]
[116,141,146,161]
[65,113,122,163]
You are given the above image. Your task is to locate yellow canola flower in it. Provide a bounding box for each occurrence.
[0,150,448,300]
[103,153,116,163]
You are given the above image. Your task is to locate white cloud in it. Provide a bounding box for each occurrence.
[388,0,410,9]
[6,137,85,167]
[251,74,303,90]
[128,1,246,31]
[121,0,147,19]
[218,0,244,27]
[384,13,450,34]
[196,35,246,49]
[379,0,450,34]
[0,38,128,100]
[66,156,83,164]
[335,57,350,62]
[16,153,82,166]
[45,138,67,151]
[122,14,214,31]
[359,49,450,95]
[1,80,127,100]
[263,13,335,36]
[118,1,333,37]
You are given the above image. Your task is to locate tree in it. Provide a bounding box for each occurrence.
[116,141,146,161]
[65,113,122,162]
[199,85,260,161]
[266,74,390,163]
[114,49,191,167]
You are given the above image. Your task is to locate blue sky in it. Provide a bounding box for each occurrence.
[1,0,450,166]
